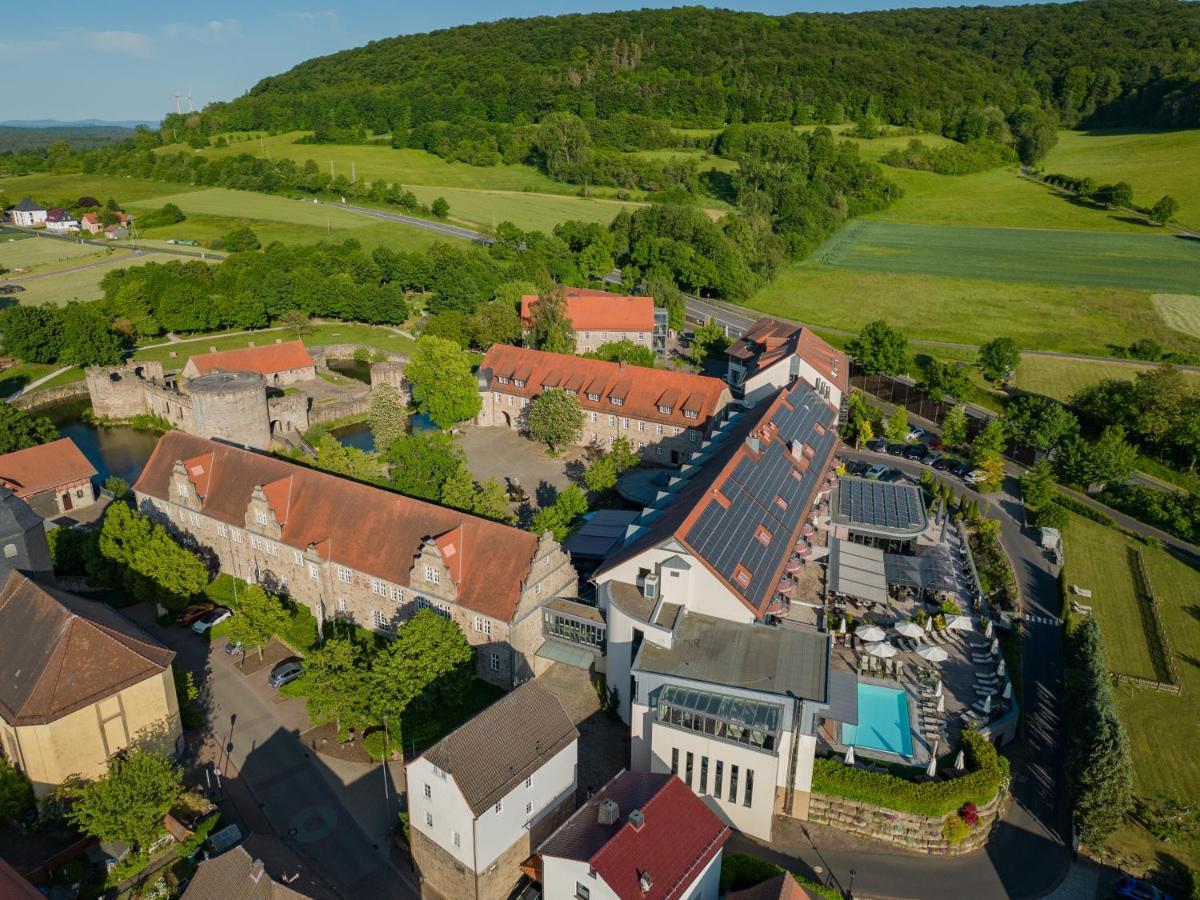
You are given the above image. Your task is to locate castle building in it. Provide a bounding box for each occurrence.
[181,340,317,387]
[133,433,580,688]
[725,317,848,415]
[521,288,668,355]
[477,346,730,466]
[0,437,97,518]
[0,487,52,586]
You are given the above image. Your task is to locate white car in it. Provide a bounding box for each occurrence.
[906,426,927,442]
[964,469,988,485]
[192,607,233,634]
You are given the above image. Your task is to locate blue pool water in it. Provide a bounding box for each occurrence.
[842,684,913,757]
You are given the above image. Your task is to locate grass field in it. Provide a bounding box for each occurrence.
[7,252,162,306]
[0,234,108,270]
[1153,293,1200,339]
[402,185,644,231]
[1042,128,1200,227]
[818,220,1200,295]
[0,362,59,398]
[747,262,1173,355]
[0,173,199,204]
[1015,355,1200,403]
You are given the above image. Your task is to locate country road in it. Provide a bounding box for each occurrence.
[315,199,493,244]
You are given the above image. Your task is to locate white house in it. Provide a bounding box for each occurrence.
[725,317,847,415]
[44,209,79,234]
[9,197,46,228]
[406,680,579,900]
[536,771,729,900]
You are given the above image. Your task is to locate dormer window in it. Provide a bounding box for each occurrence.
[610,396,623,406]
[587,392,600,401]
[564,389,577,396]
[755,525,773,547]
[733,564,752,589]
[498,376,510,385]
[514,379,526,388]
[774,495,788,511]
[658,405,673,415]
[684,409,698,419]
[543,383,555,391]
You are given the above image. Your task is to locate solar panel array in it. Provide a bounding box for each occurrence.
[837,478,924,532]
[684,382,838,609]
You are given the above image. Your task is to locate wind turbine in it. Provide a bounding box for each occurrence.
[173,92,181,115]
[186,86,195,113]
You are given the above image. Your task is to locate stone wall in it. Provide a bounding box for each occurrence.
[13,382,88,411]
[806,786,1006,855]
[311,344,408,368]
[309,396,372,426]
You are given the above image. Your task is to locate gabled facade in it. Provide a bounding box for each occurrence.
[521,288,661,354]
[133,433,579,687]
[44,208,79,233]
[407,681,579,900]
[181,341,317,387]
[725,317,847,415]
[0,437,98,518]
[9,197,46,227]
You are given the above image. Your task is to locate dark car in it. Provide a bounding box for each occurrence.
[886,442,907,456]
[1113,876,1173,900]
[843,460,868,477]
[176,602,217,626]
[903,443,930,461]
[269,659,305,688]
[866,438,888,453]
[880,469,907,484]
[951,460,974,478]
[932,455,955,471]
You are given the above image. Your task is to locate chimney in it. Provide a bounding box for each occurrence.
[620,360,626,369]
[249,860,266,884]
[628,808,645,830]
[598,798,620,825]
[638,869,654,893]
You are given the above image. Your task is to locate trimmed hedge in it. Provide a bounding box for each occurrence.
[812,730,1009,817]
[1053,493,1117,529]
[719,853,840,900]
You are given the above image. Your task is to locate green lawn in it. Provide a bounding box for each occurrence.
[746,262,1171,356]
[0,234,109,270]
[0,173,199,204]
[0,362,58,397]
[1042,128,1200,229]
[404,185,644,231]
[1014,355,1200,403]
[816,220,1200,295]
[7,252,163,306]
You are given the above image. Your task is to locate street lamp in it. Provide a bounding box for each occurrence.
[847,868,856,900]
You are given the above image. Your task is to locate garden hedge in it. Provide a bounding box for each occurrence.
[812,730,1009,817]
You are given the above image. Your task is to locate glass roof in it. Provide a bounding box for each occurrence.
[658,684,783,734]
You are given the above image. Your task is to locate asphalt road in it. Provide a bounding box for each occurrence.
[732,449,1073,900]
[316,199,493,243]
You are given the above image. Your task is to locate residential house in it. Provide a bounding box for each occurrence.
[104,224,128,240]
[133,432,579,687]
[0,437,98,518]
[80,212,103,235]
[477,346,729,465]
[183,835,335,900]
[407,681,579,900]
[9,197,46,227]
[725,317,847,416]
[535,771,730,900]
[44,209,79,234]
[181,341,317,387]
[521,288,667,354]
[0,486,53,585]
[0,571,182,797]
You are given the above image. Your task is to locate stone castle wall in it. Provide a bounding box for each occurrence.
[12,382,88,411]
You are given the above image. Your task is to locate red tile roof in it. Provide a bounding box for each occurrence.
[540,773,729,900]
[0,858,41,899]
[727,317,848,395]
[521,288,655,333]
[0,438,96,499]
[0,572,175,727]
[187,341,315,377]
[133,432,544,622]
[481,346,727,431]
[729,873,822,900]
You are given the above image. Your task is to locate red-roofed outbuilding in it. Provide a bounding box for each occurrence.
[0,438,97,518]
[521,288,661,354]
[181,340,316,387]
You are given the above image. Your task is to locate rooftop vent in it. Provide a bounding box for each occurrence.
[249,860,266,884]
[642,574,659,601]
[746,436,761,453]
[598,798,620,825]
[629,809,645,830]
[638,869,654,893]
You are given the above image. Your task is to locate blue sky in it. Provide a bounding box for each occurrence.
[5,1,1050,122]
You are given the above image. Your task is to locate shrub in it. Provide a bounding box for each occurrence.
[719,854,840,900]
[363,729,391,761]
[942,815,971,844]
[812,731,1008,817]
[960,801,979,827]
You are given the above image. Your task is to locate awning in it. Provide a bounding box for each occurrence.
[884,545,957,592]
[828,539,888,605]
[536,640,597,670]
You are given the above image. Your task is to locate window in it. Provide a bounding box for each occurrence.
[729,765,739,803]
[673,426,682,436]
[293,550,303,565]
[337,566,352,584]
[576,884,591,900]
[744,769,754,807]
[700,756,709,794]
[76,488,85,498]
[607,415,616,427]
[714,761,723,797]
[655,424,664,436]
[583,332,591,340]
[425,565,440,584]
[255,509,268,525]
[373,609,387,630]
[188,512,200,527]
[490,652,501,671]
[655,446,664,458]
[685,751,694,788]
[425,812,433,828]
[217,522,228,538]
[494,800,503,814]
[498,376,510,385]
[543,610,606,649]
[671,748,679,775]
[525,801,532,815]
[264,541,279,557]
[589,411,598,423]
[534,583,542,595]
[657,405,673,415]
[638,420,645,432]
[474,616,492,635]
[514,378,526,388]
[308,563,319,580]
[621,417,629,429]
[507,395,514,406]
[774,495,788,511]
[424,784,431,799]
[755,525,773,547]
[610,396,623,407]
[230,529,242,544]
[390,585,405,602]
[638,332,646,341]
[452,829,461,848]
[337,597,347,613]
[177,483,189,499]
[684,409,699,420]
[689,430,699,442]
[587,392,600,402]
[525,776,533,789]
[250,535,263,550]
[733,564,752,589]
[371,578,387,596]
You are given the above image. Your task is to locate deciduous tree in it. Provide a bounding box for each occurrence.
[529,287,575,354]
[68,750,183,852]
[884,406,909,443]
[368,382,409,453]
[405,336,482,428]
[976,337,1019,382]
[0,401,57,454]
[225,584,291,661]
[940,405,968,450]
[689,318,730,367]
[386,431,465,501]
[527,389,584,451]
[847,320,907,375]
[1150,195,1179,225]
[313,433,383,483]
[0,757,33,822]
[1004,395,1079,452]
[918,359,970,402]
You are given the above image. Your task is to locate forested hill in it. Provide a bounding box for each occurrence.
[186,0,1200,137]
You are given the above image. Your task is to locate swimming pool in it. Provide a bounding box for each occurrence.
[842,684,913,757]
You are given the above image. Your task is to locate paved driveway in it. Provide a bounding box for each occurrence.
[456,424,589,513]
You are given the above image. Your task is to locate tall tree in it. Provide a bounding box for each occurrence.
[385,431,466,501]
[0,401,57,454]
[689,318,731,367]
[1150,195,1179,225]
[976,337,1019,382]
[971,418,1008,463]
[369,383,409,453]
[847,320,907,375]
[95,503,209,609]
[1004,395,1079,452]
[884,406,909,443]
[529,287,575,355]
[225,584,291,661]
[405,335,482,428]
[473,477,515,524]
[313,433,383,483]
[527,389,584,451]
[439,462,477,511]
[68,750,183,852]
[301,637,372,737]
[918,359,970,402]
[0,757,33,822]
[941,405,969,450]
[0,305,63,363]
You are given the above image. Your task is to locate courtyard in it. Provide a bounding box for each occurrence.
[455,423,590,513]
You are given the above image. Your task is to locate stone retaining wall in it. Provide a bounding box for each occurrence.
[13,382,89,410]
[310,344,407,367]
[807,786,1006,855]
[309,397,372,425]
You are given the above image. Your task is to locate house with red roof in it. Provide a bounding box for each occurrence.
[478,346,729,466]
[133,432,580,688]
[181,340,316,387]
[0,437,98,518]
[725,317,847,415]
[521,288,667,354]
[535,771,730,900]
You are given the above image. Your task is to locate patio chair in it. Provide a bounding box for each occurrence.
[970,699,994,716]
[975,686,997,699]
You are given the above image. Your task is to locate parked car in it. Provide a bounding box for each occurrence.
[864,464,889,480]
[906,426,927,442]
[951,460,974,478]
[903,443,930,461]
[866,438,889,453]
[191,607,232,634]
[880,469,906,484]
[931,454,955,471]
[964,469,988,486]
[924,451,943,467]
[1113,876,1174,900]
[843,460,868,477]
[224,639,244,655]
[886,442,907,456]
[269,659,305,688]
[176,602,217,626]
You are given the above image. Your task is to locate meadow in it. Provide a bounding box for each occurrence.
[1042,128,1200,227]
[817,220,1200,295]
[0,233,108,270]
[6,252,161,306]
[1014,355,1200,403]
[401,185,643,231]
[0,173,199,204]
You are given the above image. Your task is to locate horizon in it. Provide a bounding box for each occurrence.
[4,0,1067,123]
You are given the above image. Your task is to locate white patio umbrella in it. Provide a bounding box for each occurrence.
[935,693,945,713]
[867,641,897,659]
[983,620,994,639]
[857,624,886,642]
[934,679,944,698]
[839,616,848,634]
[926,743,939,778]
[924,617,934,632]
[953,749,965,770]
[1002,681,1013,701]
[946,615,974,632]
[996,658,1007,678]
[844,746,856,766]
[916,644,950,663]
[895,621,925,639]
[981,694,992,715]
[990,637,1000,655]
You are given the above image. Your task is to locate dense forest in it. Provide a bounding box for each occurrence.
[0,125,137,153]
[167,0,1200,140]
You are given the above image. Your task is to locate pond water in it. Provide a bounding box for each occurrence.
[331,413,439,453]
[326,358,373,384]
[42,398,161,485]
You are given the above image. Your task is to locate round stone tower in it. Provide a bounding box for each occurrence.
[185,372,272,450]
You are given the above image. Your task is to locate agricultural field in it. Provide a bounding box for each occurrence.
[0,233,109,270]
[402,185,643,232]
[4,251,162,306]
[746,261,1173,356]
[1153,293,1200,339]
[1042,128,1200,227]
[1014,355,1200,403]
[0,173,199,204]
[816,221,1200,295]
